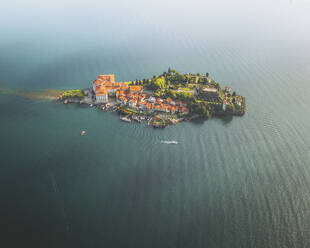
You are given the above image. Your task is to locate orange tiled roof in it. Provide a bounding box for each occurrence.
[129,86,143,92]
[95,85,106,92]
[98,74,115,82]
[93,79,105,85]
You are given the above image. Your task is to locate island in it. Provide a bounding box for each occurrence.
[58,68,246,128]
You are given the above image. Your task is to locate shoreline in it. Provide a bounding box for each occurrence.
[1,69,246,128]
[58,88,245,128]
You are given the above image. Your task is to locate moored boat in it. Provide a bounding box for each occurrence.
[132,115,142,123]
[120,115,131,123]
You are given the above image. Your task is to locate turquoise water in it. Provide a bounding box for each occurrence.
[1,1,310,247]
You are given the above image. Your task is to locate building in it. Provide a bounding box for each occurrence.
[93,74,115,91]
[95,87,108,103]
[148,97,156,103]
[98,74,115,82]
[93,74,190,115]
[197,84,222,101]
[128,86,143,93]
[93,74,131,103]
[225,86,231,93]
[201,87,218,98]
[222,99,227,111]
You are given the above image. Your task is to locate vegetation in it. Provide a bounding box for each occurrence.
[117,105,138,115]
[0,86,65,100]
[62,89,84,99]
[141,68,245,117]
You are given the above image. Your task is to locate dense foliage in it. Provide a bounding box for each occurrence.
[131,68,245,117]
[62,90,84,99]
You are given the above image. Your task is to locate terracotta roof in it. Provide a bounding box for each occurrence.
[95,85,106,92]
[93,79,105,85]
[98,74,115,82]
[129,86,143,92]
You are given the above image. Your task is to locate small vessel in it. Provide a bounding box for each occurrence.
[132,115,142,123]
[161,140,178,144]
[90,104,93,107]
[80,130,86,136]
[120,115,131,123]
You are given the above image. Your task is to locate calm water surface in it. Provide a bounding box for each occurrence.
[1,0,310,247]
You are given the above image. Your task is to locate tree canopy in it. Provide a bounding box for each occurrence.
[153,77,166,90]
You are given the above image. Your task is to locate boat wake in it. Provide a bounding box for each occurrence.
[160,140,178,145]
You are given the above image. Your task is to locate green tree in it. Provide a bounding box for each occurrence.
[154,77,166,90]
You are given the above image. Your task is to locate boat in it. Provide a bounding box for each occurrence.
[161,140,178,144]
[120,115,131,123]
[80,130,86,135]
[132,115,142,123]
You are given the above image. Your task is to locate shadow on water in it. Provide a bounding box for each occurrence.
[190,117,207,125]
[218,115,233,125]
[190,115,234,126]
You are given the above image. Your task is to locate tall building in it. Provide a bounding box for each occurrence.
[92,74,131,103]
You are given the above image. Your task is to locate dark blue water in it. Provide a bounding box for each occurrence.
[1,1,310,247]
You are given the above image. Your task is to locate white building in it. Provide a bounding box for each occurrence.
[222,100,227,111]
[225,86,232,93]
[148,97,156,103]
[96,93,108,103]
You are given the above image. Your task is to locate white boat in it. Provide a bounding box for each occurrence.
[120,116,131,123]
[160,140,178,144]
[80,130,86,136]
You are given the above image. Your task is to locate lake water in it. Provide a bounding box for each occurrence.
[1,0,310,247]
